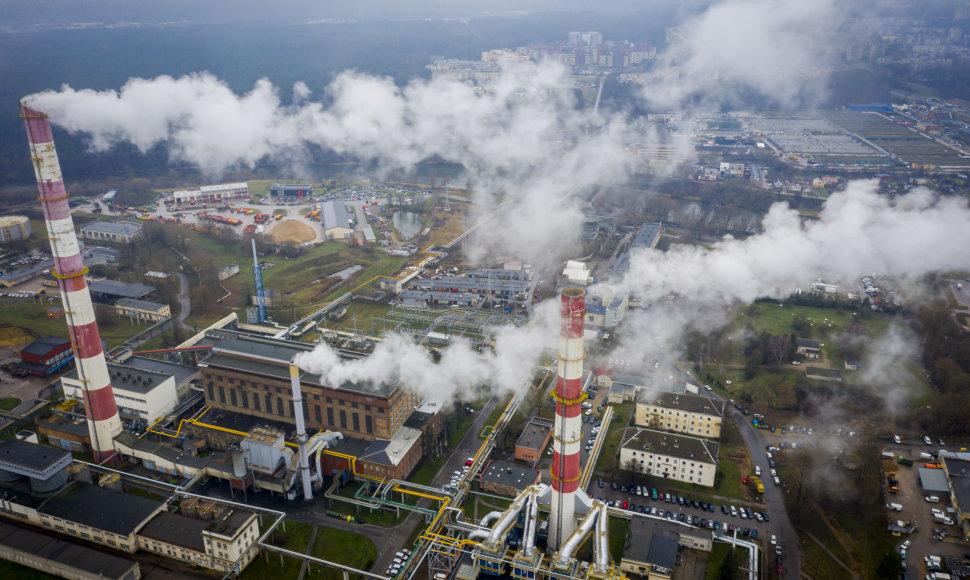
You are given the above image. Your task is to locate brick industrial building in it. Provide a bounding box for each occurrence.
[197,330,419,441]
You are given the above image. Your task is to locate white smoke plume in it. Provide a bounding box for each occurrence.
[293,301,561,401]
[621,181,970,305]
[644,0,839,110]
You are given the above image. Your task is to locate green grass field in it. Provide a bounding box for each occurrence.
[0,559,60,580]
[243,521,315,579]
[310,525,378,580]
[0,299,148,349]
[0,398,21,412]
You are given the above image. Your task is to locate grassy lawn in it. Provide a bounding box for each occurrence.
[326,302,392,334]
[0,398,21,411]
[481,394,514,439]
[704,542,732,580]
[608,516,630,562]
[594,402,634,472]
[243,520,315,579]
[0,300,148,349]
[738,302,891,358]
[310,525,378,580]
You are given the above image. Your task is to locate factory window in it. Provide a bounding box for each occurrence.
[327,407,334,425]
[42,522,51,528]
[218,386,226,404]
[339,410,347,429]
[326,397,332,403]
[365,415,373,434]
[277,397,284,416]
[253,395,260,411]
[241,392,249,409]
[352,413,360,431]
[364,404,371,411]
[265,393,272,412]
[228,378,235,385]
[55,525,64,532]
[80,532,90,539]
[339,399,345,406]
[207,382,214,399]
[314,406,321,424]
[351,402,358,409]
[313,394,320,401]
[230,390,238,406]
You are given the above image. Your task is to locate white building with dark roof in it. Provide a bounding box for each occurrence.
[79,220,143,243]
[115,298,171,322]
[619,428,720,487]
[320,200,354,240]
[636,391,725,438]
[62,362,178,424]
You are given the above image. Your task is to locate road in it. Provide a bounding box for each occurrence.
[731,408,800,579]
[173,272,191,329]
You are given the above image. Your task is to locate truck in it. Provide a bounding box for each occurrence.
[920,452,935,460]
[896,456,914,466]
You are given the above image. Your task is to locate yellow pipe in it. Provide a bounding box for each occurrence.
[391,485,446,502]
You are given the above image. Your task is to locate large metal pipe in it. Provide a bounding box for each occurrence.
[554,500,604,566]
[593,502,609,574]
[479,511,504,527]
[548,287,587,550]
[289,363,313,500]
[521,489,540,557]
[486,487,532,546]
[20,102,122,461]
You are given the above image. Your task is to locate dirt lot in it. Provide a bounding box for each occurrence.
[0,344,54,415]
[265,219,317,244]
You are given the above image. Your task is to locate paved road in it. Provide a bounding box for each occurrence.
[731,409,799,579]
[173,272,191,329]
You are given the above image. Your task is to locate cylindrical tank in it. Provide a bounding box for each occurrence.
[0,215,31,243]
[0,469,24,484]
[30,471,68,495]
[231,445,247,478]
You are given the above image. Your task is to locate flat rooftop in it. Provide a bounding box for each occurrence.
[200,330,397,396]
[516,417,553,452]
[620,427,719,465]
[88,279,155,300]
[80,220,143,235]
[0,439,72,480]
[480,461,540,489]
[127,355,200,387]
[65,362,172,395]
[0,520,139,580]
[646,392,724,417]
[38,481,163,536]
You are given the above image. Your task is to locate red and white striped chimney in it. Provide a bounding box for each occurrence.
[21,102,122,461]
[548,287,587,550]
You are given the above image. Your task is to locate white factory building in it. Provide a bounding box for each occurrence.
[172,182,249,204]
[61,362,178,424]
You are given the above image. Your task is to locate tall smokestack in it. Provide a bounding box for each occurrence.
[21,102,122,462]
[289,362,313,500]
[548,287,587,550]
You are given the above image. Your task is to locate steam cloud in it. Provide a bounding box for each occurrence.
[644,0,839,109]
[21,0,962,411]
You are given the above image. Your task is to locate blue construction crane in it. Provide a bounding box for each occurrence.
[252,239,266,323]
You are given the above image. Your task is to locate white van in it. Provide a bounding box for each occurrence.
[920,452,934,460]
[886,502,903,511]
[925,495,940,503]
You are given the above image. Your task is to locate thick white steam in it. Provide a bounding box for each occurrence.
[644,0,838,109]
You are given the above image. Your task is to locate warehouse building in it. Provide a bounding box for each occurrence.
[88,279,156,303]
[0,520,141,580]
[620,518,712,579]
[114,298,171,322]
[269,183,312,197]
[320,200,354,240]
[197,330,419,441]
[618,428,720,487]
[610,222,661,277]
[79,221,144,243]
[515,416,553,463]
[17,337,74,377]
[479,460,541,497]
[0,215,31,243]
[172,182,249,205]
[636,391,725,438]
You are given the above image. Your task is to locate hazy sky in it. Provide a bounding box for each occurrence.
[0,0,705,26]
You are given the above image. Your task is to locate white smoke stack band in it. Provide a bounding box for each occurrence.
[289,363,313,500]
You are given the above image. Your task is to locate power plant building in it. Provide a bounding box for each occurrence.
[0,215,31,242]
[79,220,144,243]
[618,428,720,487]
[197,330,419,441]
[62,362,178,424]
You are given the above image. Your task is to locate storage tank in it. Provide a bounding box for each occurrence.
[0,215,31,243]
[230,444,248,478]
[30,469,67,495]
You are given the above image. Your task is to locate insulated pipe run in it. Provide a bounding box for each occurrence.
[521,490,540,557]
[593,502,609,574]
[479,511,504,527]
[289,363,313,500]
[21,102,122,462]
[554,500,604,566]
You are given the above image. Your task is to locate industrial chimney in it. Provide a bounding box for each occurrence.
[21,102,122,461]
[548,287,587,550]
[289,362,313,500]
